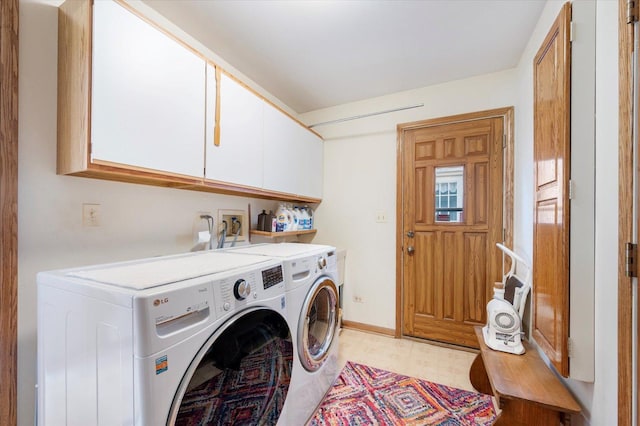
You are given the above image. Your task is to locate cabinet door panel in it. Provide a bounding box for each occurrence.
[263,103,299,195]
[206,73,263,188]
[263,104,323,198]
[91,1,205,177]
[300,128,323,199]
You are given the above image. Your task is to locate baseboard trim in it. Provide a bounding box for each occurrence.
[342,320,396,337]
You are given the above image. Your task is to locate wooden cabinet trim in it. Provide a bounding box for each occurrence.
[57,0,92,174]
[251,229,317,238]
[76,162,320,203]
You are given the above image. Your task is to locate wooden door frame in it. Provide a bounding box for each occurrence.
[0,0,19,425]
[395,107,514,337]
[619,0,633,424]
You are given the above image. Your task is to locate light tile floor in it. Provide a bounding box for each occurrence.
[337,328,478,391]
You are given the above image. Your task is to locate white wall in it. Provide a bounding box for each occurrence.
[592,0,619,422]
[304,0,619,423]
[301,69,519,329]
[18,2,281,424]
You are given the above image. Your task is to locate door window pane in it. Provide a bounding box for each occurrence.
[435,166,463,222]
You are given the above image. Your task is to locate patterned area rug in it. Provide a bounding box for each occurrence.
[308,361,496,426]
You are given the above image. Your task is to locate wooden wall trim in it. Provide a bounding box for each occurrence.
[342,320,396,337]
[0,0,19,425]
[618,0,633,423]
[395,123,404,337]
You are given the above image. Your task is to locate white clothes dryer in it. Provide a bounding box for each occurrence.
[226,243,340,425]
[37,251,293,426]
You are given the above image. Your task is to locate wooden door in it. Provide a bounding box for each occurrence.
[532,2,571,377]
[621,0,635,423]
[400,115,504,348]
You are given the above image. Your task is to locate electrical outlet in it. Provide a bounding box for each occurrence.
[353,295,363,303]
[375,211,388,223]
[82,203,101,227]
[217,209,247,243]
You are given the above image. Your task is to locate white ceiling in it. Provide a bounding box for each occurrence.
[142,0,546,114]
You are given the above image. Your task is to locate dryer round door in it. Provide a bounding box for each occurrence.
[167,307,293,425]
[298,276,339,372]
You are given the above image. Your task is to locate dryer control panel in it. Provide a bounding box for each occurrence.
[262,265,284,289]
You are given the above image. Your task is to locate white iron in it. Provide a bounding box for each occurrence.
[482,243,531,355]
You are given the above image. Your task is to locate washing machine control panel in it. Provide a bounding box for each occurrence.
[233,279,251,300]
[213,263,284,315]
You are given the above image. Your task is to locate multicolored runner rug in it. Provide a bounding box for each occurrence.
[308,361,497,425]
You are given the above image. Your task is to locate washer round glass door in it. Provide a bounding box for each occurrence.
[168,308,292,425]
[298,277,339,372]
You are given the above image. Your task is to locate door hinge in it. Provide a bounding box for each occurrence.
[567,337,574,358]
[502,134,506,149]
[625,243,638,277]
[568,179,574,200]
[569,21,574,42]
[628,0,639,23]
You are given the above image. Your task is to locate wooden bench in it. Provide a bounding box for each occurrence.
[469,326,581,425]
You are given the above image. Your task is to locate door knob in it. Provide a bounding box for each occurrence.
[406,231,414,238]
[407,246,415,254]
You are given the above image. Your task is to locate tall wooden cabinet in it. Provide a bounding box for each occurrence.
[58,0,323,203]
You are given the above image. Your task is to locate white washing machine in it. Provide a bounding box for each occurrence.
[226,243,340,425]
[37,251,293,426]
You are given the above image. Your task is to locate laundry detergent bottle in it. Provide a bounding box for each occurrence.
[291,206,301,231]
[306,205,314,229]
[300,207,310,230]
[275,203,290,232]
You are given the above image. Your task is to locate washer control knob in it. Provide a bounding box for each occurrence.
[233,279,251,300]
[318,257,327,269]
[223,302,231,311]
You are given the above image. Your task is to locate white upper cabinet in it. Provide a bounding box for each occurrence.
[263,103,323,198]
[263,102,298,195]
[90,1,206,177]
[58,0,322,201]
[299,126,324,199]
[206,72,264,188]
